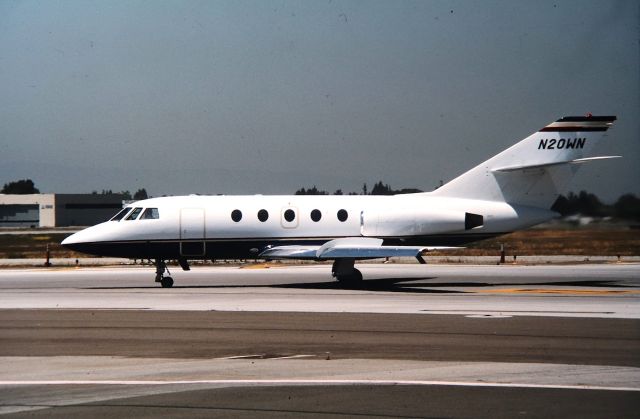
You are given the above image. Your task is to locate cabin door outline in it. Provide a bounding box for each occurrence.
[180,208,205,256]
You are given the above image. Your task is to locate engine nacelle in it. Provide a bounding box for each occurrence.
[361,208,483,237]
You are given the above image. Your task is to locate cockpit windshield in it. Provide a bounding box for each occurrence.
[110,207,159,221]
[125,207,143,220]
[110,207,131,221]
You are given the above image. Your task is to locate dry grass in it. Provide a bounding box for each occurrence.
[434,227,640,257]
[0,233,83,259]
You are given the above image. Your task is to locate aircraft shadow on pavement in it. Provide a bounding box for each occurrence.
[270,277,464,293]
[86,277,628,294]
[88,277,474,293]
[271,278,630,292]
[87,278,627,293]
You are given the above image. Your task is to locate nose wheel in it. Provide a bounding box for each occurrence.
[160,276,174,288]
[155,259,174,288]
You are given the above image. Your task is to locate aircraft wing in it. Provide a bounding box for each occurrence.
[259,237,459,263]
[257,245,319,259]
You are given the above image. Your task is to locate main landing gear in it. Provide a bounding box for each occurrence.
[155,259,174,288]
[332,259,363,284]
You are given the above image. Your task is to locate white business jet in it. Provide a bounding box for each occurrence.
[62,115,617,287]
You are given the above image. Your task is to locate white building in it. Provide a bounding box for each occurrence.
[0,194,126,227]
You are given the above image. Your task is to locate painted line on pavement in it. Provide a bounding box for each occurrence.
[478,288,640,295]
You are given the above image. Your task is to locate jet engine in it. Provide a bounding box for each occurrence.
[361,208,483,237]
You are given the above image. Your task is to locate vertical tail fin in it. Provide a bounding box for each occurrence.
[432,116,618,208]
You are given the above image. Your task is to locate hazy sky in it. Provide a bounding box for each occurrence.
[1,0,638,201]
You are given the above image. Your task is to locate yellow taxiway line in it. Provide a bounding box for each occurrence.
[479,288,640,295]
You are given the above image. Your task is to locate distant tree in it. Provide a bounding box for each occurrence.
[370,181,422,195]
[99,189,131,199]
[614,194,640,220]
[295,186,328,195]
[575,191,609,217]
[133,188,148,200]
[371,181,394,195]
[397,188,423,194]
[294,182,421,196]
[1,179,40,194]
[552,191,611,217]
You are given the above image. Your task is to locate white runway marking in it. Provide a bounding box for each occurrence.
[268,354,316,360]
[216,354,265,360]
[1,379,639,392]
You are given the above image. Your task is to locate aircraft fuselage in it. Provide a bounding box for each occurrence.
[62,193,554,260]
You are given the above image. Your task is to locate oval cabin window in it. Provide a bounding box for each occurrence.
[284,209,296,222]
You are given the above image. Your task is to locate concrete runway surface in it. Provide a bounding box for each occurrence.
[0,263,639,417]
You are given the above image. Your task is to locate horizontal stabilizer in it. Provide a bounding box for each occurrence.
[259,237,461,260]
[493,156,621,173]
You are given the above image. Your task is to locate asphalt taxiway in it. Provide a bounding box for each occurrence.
[0,263,639,417]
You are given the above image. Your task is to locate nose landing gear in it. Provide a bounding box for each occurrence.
[155,259,174,288]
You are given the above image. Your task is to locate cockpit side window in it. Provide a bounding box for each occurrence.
[125,207,143,220]
[110,207,132,221]
[140,208,159,220]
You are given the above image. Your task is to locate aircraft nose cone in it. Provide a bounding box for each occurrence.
[59,223,128,257]
[60,226,106,254]
[61,233,77,246]
[61,232,85,252]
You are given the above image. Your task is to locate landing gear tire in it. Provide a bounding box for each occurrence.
[160,276,174,288]
[336,268,363,285]
[331,259,363,286]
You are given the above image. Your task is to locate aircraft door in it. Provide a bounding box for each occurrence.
[180,208,205,256]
